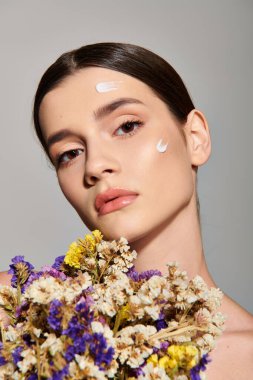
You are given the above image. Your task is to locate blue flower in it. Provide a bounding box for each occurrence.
[48,299,63,332]
[27,374,38,380]
[0,342,7,366]
[75,300,94,324]
[62,300,94,340]
[12,346,23,365]
[8,255,34,290]
[89,332,115,368]
[50,364,69,380]
[190,354,211,380]
[22,333,33,347]
[52,256,65,271]
[62,316,84,340]
[64,335,89,362]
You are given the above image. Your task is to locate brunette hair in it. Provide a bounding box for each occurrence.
[33,42,200,222]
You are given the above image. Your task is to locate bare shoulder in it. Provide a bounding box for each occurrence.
[0,271,12,286]
[206,296,253,379]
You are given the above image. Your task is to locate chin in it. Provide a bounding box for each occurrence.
[85,215,145,244]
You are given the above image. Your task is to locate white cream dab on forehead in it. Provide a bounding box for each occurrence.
[95,81,123,93]
[156,139,169,153]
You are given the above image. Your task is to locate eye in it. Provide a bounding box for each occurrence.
[56,148,83,168]
[114,120,143,138]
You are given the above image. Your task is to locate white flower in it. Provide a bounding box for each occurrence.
[115,325,158,368]
[144,305,161,320]
[17,348,36,373]
[63,272,92,303]
[0,363,15,378]
[41,333,63,356]
[139,362,171,379]
[75,355,107,379]
[5,325,18,341]
[24,277,63,304]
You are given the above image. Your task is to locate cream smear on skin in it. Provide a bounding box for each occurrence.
[96,81,169,153]
[95,81,123,93]
[156,138,169,153]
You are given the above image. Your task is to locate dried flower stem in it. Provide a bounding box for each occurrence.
[17,282,22,306]
[151,323,207,341]
[36,337,41,380]
[0,320,5,344]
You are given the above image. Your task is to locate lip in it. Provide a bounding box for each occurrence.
[95,188,139,216]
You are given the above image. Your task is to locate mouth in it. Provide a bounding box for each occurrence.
[98,195,138,216]
[95,188,139,216]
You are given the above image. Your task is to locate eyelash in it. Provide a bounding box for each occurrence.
[55,119,143,169]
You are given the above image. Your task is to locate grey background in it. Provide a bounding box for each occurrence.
[0,1,252,313]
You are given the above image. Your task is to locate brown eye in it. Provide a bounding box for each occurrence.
[57,148,83,166]
[115,120,143,137]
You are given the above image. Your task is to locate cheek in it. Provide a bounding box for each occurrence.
[57,170,85,209]
[137,136,194,205]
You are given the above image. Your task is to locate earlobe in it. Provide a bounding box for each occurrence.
[185,109,211,167]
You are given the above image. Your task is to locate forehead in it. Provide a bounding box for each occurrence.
[40,67,157,110]
[39,67,163,138]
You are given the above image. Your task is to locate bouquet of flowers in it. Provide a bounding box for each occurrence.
[0,230,225,380]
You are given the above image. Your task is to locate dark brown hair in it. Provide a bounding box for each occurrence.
[33,42,195,155]
[33,42,200,222]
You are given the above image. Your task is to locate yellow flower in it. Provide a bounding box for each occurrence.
[64,242,84,268]
[92,229,103,243]
[64,230,103,268]
[147,354,158,366]
[167,344,199,370]
[84,234,97,253]
[158,355,171,369]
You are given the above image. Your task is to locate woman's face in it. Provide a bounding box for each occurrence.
[39,67,195,242]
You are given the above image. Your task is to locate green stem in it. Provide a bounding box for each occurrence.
[113,309,123,336]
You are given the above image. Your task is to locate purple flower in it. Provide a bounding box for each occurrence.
[52,255,65,271]
[12,346,23,365]
[50,364,69,380]
[75,300,94,324]
[160,341,170,351]
[22,271,43,292]
[22,333,33,347]
[48,299,63,332]
[64,335,89,362]
[90,333,115,368]
[156,319,167,331]
[127,266,162,281]
[62,316,84,340]
[15,300,29,319]
[28,375,38,380]
[8,255,34,290]
[128,363,145,377]
[190,354,211,380]
[42,266,67,281]
[0,343,6,366]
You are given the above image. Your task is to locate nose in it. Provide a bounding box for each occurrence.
[84,143,120,186]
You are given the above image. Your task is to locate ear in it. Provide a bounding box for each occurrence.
[184,109,211,167]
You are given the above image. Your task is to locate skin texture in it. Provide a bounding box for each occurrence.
[1,67,253,378]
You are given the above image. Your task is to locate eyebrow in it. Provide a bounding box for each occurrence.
[46,97,144,150]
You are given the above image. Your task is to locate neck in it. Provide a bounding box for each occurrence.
[130,194,217,288]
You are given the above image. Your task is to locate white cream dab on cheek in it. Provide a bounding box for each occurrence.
[156,139,169,153]
[95,81,123,93]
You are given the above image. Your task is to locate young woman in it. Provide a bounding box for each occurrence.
[1,42,253,378]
